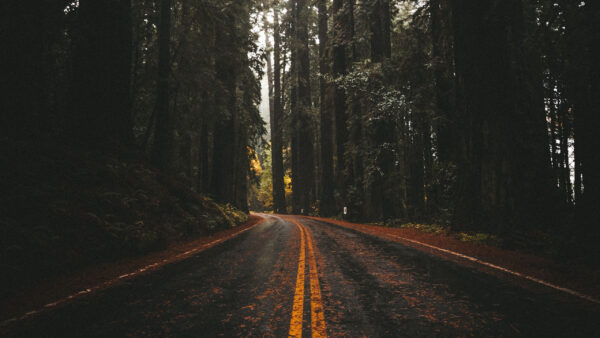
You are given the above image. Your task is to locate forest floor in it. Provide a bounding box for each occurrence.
[308,216,600,301]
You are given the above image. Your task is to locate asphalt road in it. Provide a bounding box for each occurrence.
[3,215,599,337]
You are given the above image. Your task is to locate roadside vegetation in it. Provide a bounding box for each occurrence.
[346,218,585,260]
[0,143,247,300]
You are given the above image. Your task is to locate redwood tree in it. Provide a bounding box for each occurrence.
[318,0,335,216]
[451,0,551,231]
[272,2,287,213]
[70,0,133,148]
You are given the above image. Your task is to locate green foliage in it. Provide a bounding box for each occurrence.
[457,232,503,247]
[398,222,447,234]
[219,203,250,227]
[395,221,503,247]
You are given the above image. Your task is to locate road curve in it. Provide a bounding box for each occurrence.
[2,215,599,337]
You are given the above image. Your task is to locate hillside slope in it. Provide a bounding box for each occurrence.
[0,142,247,299]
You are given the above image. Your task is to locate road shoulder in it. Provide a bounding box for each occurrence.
[1,214,266,324]
[307,216,600,304]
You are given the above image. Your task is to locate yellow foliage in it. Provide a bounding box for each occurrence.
[249,146,262,176]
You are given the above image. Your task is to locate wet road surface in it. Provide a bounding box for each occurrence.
[2,214,599,337]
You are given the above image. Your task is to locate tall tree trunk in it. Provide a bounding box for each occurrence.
[1,1,64,150]
[289,0,300,213]
[332,0,350,204]
[576,1,600,244]
[198,117,210,193]
[423,121,433,215]
[381,0,391,59]
[452,0,551,231]
[296,0,314,214]
[318,0,335,216]
[263,10,274,133]
[210,8,237,204]
[430,0,456,164]
[70,0,133,149]
[365,0,393,221]
[369,0,388,62]
[345,0,367,219]
[234,97,249,212]
[151,0,173,170]
[564,1,586,205]
[272,3,287,213]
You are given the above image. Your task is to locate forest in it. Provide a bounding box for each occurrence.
[1,0,599,297]
[251,0,600,262]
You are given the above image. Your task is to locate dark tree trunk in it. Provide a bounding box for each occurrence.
[409,132,425,219]
[198,118,210,193]
[296,0,314,214]
[1,1,58,150]
[369,0,389,62]
[575,1,600,243]
[451,0,551,231]
[365,0,393,221]
[332,0,351,204]
[381,0,391,59]
[210,9,237,204]
[289,0,300,214]
[563,2,587,205]
[151,0,173,170]
[234,107,249,212]
[2,2,32,143]
[318,0,335,216]
[70,0,133,149]
[272,4,287,214]
[423,121,433,215]
[430,0,456,163]
[345,0,367,219]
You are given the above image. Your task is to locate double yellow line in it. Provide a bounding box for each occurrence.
[285,217,327,338]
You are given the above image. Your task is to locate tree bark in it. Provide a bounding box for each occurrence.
[296,0,314,214]
[289,0,300,213]
[210,7,237,204]
[430,0,456,164]
[151,0,173,170]
[451,0,551,231]
[576,1,600,236]
[272,3,287,213]
[318,0,335,216]
[369,0,390,62]
[70,0,133,149]
[332,0,350,203]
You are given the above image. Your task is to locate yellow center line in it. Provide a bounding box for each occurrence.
[289,219,306,337]
[305,224,327,337]
[285,217,327,338]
